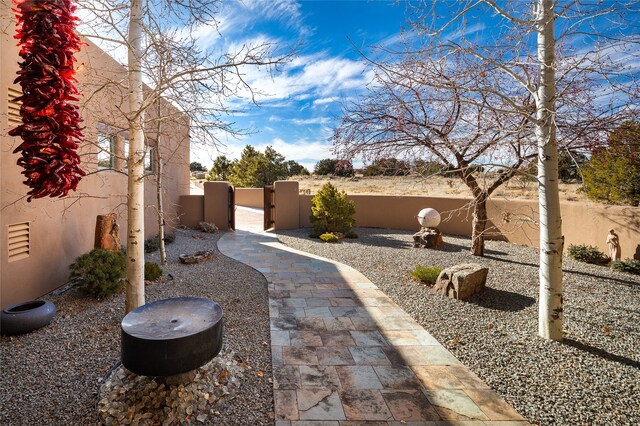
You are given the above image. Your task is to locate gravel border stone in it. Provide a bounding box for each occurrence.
[0,229,273,425]
[276,227,640,426]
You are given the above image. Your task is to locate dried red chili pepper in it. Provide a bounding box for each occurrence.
[8,0,85,202]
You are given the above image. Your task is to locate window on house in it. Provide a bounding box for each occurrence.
[97,130,116,169]
[144,147,155,174]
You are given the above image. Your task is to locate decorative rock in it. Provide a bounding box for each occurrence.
[434,263,488,300]
[179,251,215,264]
[98,351,245,426]
[417,208,441,228]
[413,228,443,248]
[199,221,219,233]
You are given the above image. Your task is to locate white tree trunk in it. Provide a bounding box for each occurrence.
[156,147,167,265]
[536,0,563,341]
[125,0,145,313]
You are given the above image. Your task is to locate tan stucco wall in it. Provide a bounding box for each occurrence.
[299,194,640,260]
[299,195,474,236]
[178,195,205,228]
[234,188,263,208]
[203,182,231,230]
[1,7,190,308]
[274,181,299,230]
[488,199,640,260]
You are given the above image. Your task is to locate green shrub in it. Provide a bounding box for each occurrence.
[410,264,442,284]
[582,121,640,206]
[144,233,176,253]
[314,158,339,175]
[69,249,126,299]
[145,262,163,281]
[319,232,339,243]
[610,259,640,275]
[310,183,356,236]
[345,230,358,239]
[567,244,609,265]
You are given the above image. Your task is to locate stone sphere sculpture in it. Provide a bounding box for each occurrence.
[417,208,441,228]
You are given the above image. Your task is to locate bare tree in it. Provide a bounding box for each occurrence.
[338,0,639,340]
[335,51,538,256]
[77,0,291,312]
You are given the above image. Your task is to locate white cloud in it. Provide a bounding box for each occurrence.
[445,22,486,42]
[260,136,334,170]
[237,54,373,103]
[239,0,306,32]
[313,96,340,106]
[192,132,335,172]
[290,117,331,125]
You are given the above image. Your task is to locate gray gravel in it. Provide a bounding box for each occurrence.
[276,227,640,426]
[0,229,273,425]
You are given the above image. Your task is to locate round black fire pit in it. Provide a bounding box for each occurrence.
[121,297,223,377]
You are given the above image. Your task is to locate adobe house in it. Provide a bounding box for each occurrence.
[0,6,190,308]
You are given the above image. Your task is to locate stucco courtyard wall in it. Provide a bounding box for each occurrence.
[234,188,263,208]
[298,194,640,260]
[1,8,190,308]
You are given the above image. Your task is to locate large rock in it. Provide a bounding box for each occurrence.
[413,227,443,248]
[434,263,488,300]
[179,251,215,264]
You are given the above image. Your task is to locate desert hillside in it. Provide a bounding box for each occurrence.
[292,175,588,202]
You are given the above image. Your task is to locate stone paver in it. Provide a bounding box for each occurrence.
[219,213,529,425]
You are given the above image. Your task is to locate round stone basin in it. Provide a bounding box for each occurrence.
[121,297,223,377]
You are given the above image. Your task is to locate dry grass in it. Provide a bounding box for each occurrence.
[293,175,588,202]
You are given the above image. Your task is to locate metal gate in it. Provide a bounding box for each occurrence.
[264,185,275,230]
[228,186,235,230]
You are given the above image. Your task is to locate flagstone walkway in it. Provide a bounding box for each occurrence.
[218,216,529,425]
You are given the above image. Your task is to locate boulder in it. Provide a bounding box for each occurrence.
[434,263,488,300]
[179,251,215,264]
[199,221,219,233]
[413,227,443,248]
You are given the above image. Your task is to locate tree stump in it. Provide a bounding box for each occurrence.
[413,227,443,248]
[94,213,121,252]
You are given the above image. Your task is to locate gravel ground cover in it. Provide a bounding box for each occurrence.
[0,229,273,425]
[276,227,640,426]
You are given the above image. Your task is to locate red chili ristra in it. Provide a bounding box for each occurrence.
[8,0,85,202]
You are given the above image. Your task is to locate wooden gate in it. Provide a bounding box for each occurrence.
[228,186,235,230]
[264,185,275,230]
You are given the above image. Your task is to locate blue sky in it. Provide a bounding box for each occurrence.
[191,0,410,171]
[78,0,638,172]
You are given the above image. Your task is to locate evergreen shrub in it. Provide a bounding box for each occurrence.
[144,262,163,281]
[69,249,125,299]
[410,264,442,284]
[310,183,356,237]
[610,259,640,275]
[567,244,609,265]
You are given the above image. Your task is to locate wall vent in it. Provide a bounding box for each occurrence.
[8,222,30,262]
[7,86,22,125]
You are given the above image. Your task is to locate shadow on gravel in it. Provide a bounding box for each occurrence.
[353,229,414,249]
[438,243,509,256]
[469,287,536,312]
[564,338,640,369]
[485,255,639,287]
[564,269,639,288]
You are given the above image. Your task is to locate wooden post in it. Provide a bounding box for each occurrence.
[94,213,121,252]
